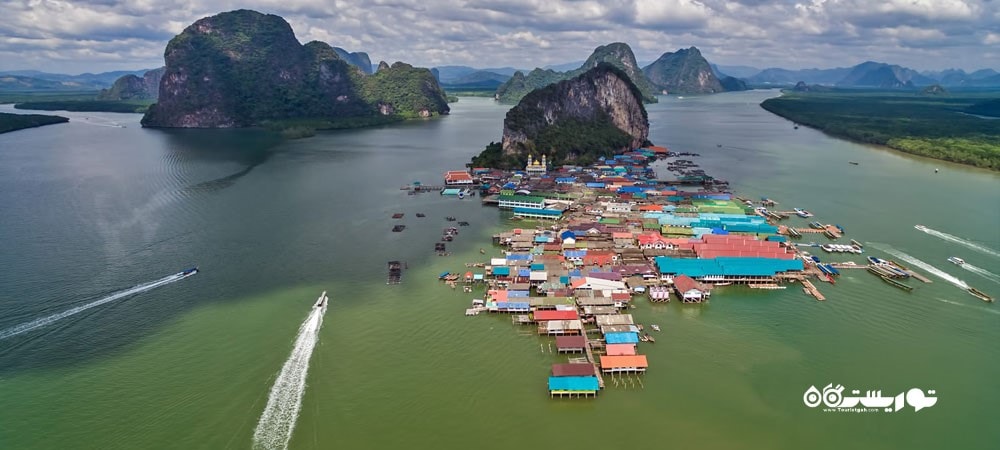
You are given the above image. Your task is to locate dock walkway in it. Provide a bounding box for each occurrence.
[802,279,825,301]
[584,339,606,389]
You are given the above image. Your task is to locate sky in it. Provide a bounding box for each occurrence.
[1,0,998,74]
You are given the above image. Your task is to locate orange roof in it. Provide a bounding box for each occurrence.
[600,355,649,368]
[488,290,508,301]
[648,145,669,154]
[612,232,633,239]
[571,278,587,289]
[605,344,636,356]
[638,204,664,212]
[534,310,580,321]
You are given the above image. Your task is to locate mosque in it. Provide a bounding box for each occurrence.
[525,154,547,175]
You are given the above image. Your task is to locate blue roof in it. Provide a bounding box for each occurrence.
[605,332,640,344]
[564,250,587,258]
[555,177,576,183]
[586,182,606,188]
[569,269,582,277]
[559,276,570,284]
[507,253,532,260]
[548,376,599,392]
[492,267,511,276]
[497,301,529,310]
[517,268,530,277]
[560,230,576,240]
[507,290,529,297]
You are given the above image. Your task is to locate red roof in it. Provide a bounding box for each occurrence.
[444,170,473,182]
[552,363,597,377]
[534,310,580,321]
[673,275,705,293]
[555,335,588,349]
[583,251,615,266]
[648,145,669,154]
[606,344,637,356]
[611,292,631,301]
[637,232,669,245]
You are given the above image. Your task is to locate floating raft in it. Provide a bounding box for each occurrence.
[387,260,405,284]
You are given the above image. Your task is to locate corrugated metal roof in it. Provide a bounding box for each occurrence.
[555,335,587,348]
[606,344,637,356]
[605,332,639,344]
[600,355,649,369]
[548,376,599,392]
[534,310,580,321]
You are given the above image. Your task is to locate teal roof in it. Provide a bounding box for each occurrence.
[548,376,599,392]
[605,332,639,344]
[492,267,511,276]
[513,207,562,216]
[655,257,803,277]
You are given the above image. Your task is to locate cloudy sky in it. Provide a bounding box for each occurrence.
[1,0,998,74]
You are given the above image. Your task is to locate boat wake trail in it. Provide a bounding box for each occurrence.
[960,264,1000,285]
[252,293,328,450]
[0,270,196,341]
[870,244,969,290]
[916,226,1000,258]
[936,298,1000,315]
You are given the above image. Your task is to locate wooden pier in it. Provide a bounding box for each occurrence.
[584,339,606,389]
[802,279,826,301]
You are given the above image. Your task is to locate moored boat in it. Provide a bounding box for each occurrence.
[880,275,914,292]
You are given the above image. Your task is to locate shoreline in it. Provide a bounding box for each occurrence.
[759,95,1000,171]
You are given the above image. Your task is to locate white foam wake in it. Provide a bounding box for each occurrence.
[960,263,1000,285]
[873,245,968,290]
[0,271,195,341]
[252,294,327,450]
[916,226,1000,258]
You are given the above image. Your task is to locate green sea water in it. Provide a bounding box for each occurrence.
[0,92,998,449]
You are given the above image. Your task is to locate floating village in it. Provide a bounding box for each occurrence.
[399,146,992,399]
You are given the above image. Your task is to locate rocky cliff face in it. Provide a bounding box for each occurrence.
[142,9,447,128]
[333,47,372,74]
[642,47,725,94]
[499,63,648,164]
[494,42,658,104]
[98,67,165,100]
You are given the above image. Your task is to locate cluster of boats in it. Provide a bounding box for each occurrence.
[821,244,863,254]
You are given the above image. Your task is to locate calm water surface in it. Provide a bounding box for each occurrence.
[0,93,998,449]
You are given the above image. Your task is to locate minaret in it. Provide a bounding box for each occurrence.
[541,154,547,171]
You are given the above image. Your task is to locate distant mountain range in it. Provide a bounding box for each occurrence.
[0,69,154,91]
[744,62,1000,88]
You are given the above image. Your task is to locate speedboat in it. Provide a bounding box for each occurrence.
[650,324,661,332]
[947,257,965,265]
[794,208,813,218]
[914,225,928,231]
[314,291,329,308]
[181,267,198,276]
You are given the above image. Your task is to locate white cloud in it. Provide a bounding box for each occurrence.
[0,0,996,73]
